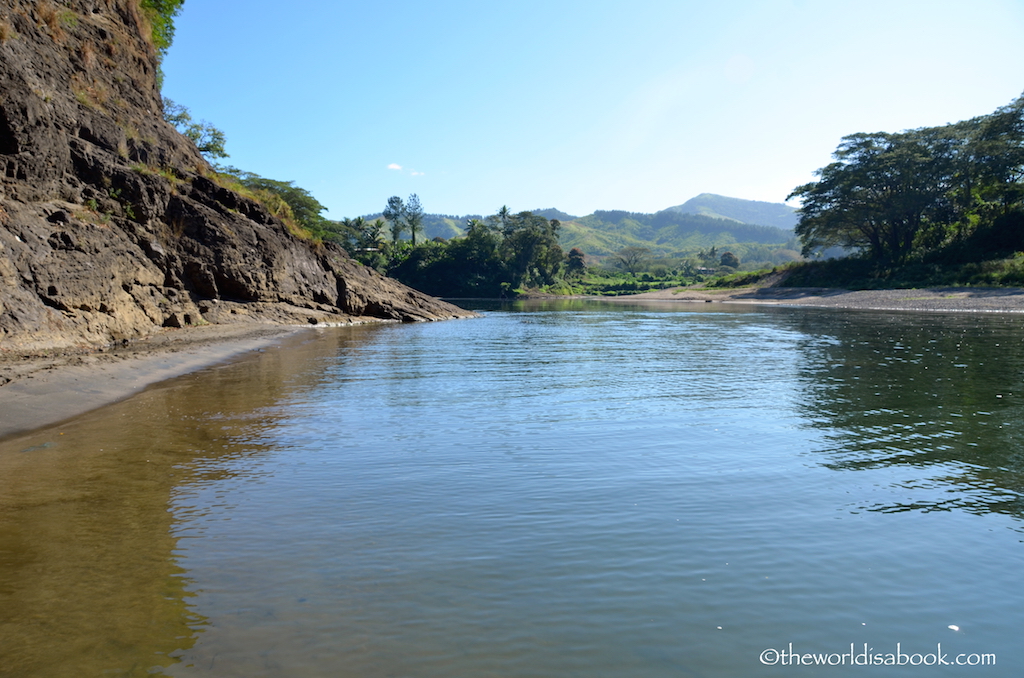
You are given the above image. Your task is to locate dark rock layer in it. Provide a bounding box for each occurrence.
[0,0,471,352]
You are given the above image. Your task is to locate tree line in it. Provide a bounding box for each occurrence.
[330,200,574,297]
[790,93,1024,265]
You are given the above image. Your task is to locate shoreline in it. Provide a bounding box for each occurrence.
[0,324,311,441]
[605,285,1024,313]
[4,285,1024,441]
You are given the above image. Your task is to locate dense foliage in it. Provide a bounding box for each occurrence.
[330,207,565,297]
[790,94,1024,265]
[138,0,185,56]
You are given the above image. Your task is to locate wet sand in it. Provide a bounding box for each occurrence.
[4,286,1024,440]
[0,324,309,440]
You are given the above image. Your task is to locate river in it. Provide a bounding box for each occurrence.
[1,300,1021,677]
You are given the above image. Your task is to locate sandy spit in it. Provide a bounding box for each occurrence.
[611,285,1024,313]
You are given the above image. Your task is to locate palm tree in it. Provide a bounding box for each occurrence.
[497,205,512,233]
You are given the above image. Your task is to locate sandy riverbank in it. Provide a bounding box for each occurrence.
[4,285,1024,440]
[0,324,312,441]
[610,285,1024,313]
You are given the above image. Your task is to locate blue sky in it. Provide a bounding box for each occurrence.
[161,0,1024,220]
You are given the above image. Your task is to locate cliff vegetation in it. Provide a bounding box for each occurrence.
[0,0,470,353]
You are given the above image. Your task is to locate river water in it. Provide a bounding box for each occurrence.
[1,300,1022,677]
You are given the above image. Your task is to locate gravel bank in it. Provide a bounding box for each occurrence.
[617,285,1024,313]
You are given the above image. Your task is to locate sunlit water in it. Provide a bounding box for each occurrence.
[2,300,1023,677]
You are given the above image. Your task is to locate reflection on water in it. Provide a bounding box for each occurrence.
[785,309,1024,519]
[1,303,1023,677]
[0,328,388,677]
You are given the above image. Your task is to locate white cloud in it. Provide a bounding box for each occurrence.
[387,163,402,170]
[411,171,425,177]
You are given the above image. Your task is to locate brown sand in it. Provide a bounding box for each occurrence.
[4,286,1024,440]
[0,324,309,440]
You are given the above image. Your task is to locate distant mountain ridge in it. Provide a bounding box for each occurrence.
[370,194,798,258]
[531,208,579,221]
[663,193,798,230]
[559,209,796,258]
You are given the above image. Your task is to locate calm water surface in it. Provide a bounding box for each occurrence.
[1,300,1023,677]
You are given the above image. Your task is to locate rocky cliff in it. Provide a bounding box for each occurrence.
[0,0,472,353]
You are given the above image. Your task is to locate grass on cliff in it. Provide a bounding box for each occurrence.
[207,171,319,243]
[128,164,320,243]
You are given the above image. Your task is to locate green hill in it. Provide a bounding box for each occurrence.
[362,195,799,260]
[664,193,798,230]
[558,209,795,257]
[530,208,579,221]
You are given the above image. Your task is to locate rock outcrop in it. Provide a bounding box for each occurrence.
[0,0,472,353]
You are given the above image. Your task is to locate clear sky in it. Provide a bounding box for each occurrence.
[161,0,1024,220]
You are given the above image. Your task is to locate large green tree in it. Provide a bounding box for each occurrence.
[790,93,1024,263]
[566,247,587,278]
[497,212,564,288]
[789,130,956,262]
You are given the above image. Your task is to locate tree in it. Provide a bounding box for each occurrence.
[329,217,387,271]
[383,195,406,243]
[500,212,564,288]
[235,174,327,230]
[720,251,740,268]
[496,205,512,232]
[566,247,587,278]
[789,130,956,262]
[162,98,227,161]
[696,246,719,268]
[406,194,424,246]
[614,246,650,276]
[961,96,1024,228]
[362,218,386,250]
[139,0,185,56]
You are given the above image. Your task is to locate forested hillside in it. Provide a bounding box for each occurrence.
[558,209,795,256]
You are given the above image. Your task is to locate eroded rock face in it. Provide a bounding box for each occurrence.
[0,1,471,352]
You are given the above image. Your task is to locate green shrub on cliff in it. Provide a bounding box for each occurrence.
[138,0,185,56]
[163,98,227,160]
